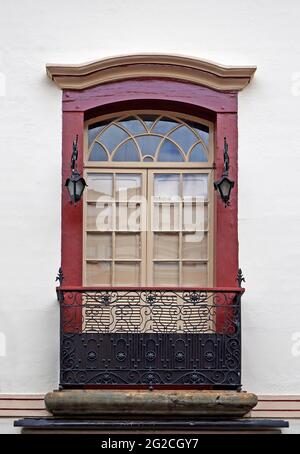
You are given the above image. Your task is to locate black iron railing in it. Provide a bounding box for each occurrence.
[57,287,243,389]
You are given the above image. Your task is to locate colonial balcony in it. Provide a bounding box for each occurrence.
[57,286,243,390]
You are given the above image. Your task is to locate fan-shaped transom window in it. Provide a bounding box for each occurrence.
[87,114,211,163]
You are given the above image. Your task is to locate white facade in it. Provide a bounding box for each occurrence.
[0,0,300,412]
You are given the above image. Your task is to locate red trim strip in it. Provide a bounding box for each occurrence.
[215,113,238,287]
[61,111,84,286]
[57,286,244,293]
[63,79,237,113]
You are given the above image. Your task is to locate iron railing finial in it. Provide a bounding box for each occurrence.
[237,268,245,287]
[56,267,64,286]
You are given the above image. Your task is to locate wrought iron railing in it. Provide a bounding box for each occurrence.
[57,287,243,389]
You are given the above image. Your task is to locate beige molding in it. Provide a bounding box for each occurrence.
[1,393,299,419]
[251,395,300,419]
[46,54,256,92]
[0,394,50,417]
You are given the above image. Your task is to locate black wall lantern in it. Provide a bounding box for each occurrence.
[214,137,235,207]
[65,135,87,204]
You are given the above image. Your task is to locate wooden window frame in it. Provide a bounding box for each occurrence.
[83,110,214,288]
[147,168,214,287]
[83,168,148,287]
[83,167,213,287]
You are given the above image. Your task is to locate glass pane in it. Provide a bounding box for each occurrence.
[86,233,112,259]
[143,156,154,162]
[154,233,179,259]
[183,202,208,231]
[182,262,207,287]
[88,121,109,147]
[183,174,208,198]
[128,203,143,231]
[87,203,113,230]
[153,203,181,231]
[135,135,162,156]
[113,140,140,162]
[157,140,184,162]
[168,126,197,152]
[86,262,111,286]
[89,142,108,161]
[118,117,146,134]
[99,124,129,152]
[115,233,140,259]
[116,203,141,231]
[152,117,179,134]
[189,143,208,162]
[154,262,179,286]
[87,174,113,201]
[115,174,141,200]
[192,123,209,146]
[154,174,180,198]
[141,114,157,131]
[182,232,208,260]
[115,262,140,286]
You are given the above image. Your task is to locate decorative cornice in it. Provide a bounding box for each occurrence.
[46,54,256,92]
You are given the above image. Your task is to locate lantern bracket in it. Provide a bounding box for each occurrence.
[64,134,87,204]
[213,137,235,207]
[223,136,230,176]
[71,135,79,173]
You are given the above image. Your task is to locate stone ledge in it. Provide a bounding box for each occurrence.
[45,390,257,417]
[14,417,289,433]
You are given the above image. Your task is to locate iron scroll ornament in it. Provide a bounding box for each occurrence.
[58,287,242,389]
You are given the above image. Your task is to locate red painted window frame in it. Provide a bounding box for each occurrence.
[61,78,239,288]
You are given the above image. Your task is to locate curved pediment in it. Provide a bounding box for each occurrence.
[46,54,256,92]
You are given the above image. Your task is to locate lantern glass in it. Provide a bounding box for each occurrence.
[219,178,232,200]
[66,179,74,200]
[214,175,234,206]
[65,172,87,203]
[74,178,85,201]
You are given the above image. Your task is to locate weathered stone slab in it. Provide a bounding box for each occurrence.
[45,390,257,417]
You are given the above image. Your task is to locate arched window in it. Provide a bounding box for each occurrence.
[84,111,214,287]
[87,114,210,163]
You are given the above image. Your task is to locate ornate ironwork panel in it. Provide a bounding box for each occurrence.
[58,288,242,389]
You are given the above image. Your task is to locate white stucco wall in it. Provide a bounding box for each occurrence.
[0,0,300,395]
